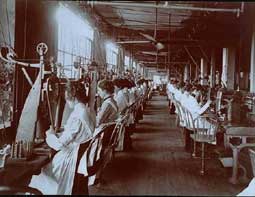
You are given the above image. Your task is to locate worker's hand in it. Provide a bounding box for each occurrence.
[46,134,61,151]
[46,126,55,136]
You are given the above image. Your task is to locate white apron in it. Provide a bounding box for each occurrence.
[29,103,94,195]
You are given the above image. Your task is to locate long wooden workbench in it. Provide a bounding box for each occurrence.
[0,144,51,187]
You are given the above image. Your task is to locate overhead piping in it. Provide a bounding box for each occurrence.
[88,1,243,16]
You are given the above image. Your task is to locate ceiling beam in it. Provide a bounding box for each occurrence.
[119,24,183,27]
[121,38,239,48]
[139,61,188,64]
[120,10,200,18]
[88,1,242,16]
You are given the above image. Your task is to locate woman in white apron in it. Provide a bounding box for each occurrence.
[92,79,119,184]
[97,79,118,127]
[29,81,95,195]
[113,78,129,114]
[113,78,133,151]
[185,88,215,137]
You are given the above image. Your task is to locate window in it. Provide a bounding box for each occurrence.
[105,42,118,72]
[56,5,94,78]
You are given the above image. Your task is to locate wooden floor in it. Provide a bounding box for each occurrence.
[89,92,245,196]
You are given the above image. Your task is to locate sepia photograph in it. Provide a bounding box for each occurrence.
[0,0,255,195]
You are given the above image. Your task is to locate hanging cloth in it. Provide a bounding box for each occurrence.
[16,69,41,141]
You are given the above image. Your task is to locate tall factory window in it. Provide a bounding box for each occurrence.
[105,42,118,72]
[56,4,94,78]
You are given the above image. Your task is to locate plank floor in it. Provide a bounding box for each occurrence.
[89,92,246,196]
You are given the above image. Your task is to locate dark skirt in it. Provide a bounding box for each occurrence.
[72,142,90,195]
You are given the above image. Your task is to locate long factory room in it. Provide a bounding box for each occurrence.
[0,0,255,195]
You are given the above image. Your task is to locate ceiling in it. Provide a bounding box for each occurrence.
[80,1,245,73]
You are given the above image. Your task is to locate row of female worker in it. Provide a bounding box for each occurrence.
[166,80,216,141]
[167,80,209,118]
[29,78,149,195]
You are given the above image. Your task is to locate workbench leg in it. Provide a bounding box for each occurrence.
[200,142,205,175]
[229,147,239,184]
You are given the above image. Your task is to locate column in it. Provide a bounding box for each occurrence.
[210,49,216,87]
[137,63,140,74]
[200,58,207,85]
[117,47,125,75]
[222,48,228,87]
[129,54,133,71]
[143,67,148,78]
[140,64,143,75]
[184,64,190,82]
[222,47,236,90]
[167,66,170,80]
[132,60,136,75]
[250,24,255,93]
[195,64,199,80]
